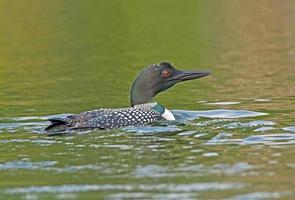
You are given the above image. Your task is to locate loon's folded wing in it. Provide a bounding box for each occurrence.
[45,107,162,132]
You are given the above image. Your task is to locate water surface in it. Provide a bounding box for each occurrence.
[0,0,294,199]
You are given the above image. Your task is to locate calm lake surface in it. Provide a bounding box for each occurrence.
[0,0,294,199]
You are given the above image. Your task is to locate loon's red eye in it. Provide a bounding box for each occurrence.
[161,70,171,78]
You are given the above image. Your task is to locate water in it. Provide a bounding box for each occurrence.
[0,0,294,199]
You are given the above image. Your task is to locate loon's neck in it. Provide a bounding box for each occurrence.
[151,102,175,121]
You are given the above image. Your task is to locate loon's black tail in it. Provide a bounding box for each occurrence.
[45,118,68,132]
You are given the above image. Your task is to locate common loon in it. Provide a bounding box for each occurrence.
[45,62,210,132]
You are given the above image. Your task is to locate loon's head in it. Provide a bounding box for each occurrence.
[130,62,210,106]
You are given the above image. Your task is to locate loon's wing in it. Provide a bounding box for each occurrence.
[45,109,109,132]
[45,108,162,132]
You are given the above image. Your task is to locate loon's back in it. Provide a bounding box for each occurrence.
[45,104,162,132]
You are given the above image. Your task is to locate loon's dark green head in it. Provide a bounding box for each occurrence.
[130,62,211,106]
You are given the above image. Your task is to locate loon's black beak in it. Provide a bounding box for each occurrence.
[169,69,211,83]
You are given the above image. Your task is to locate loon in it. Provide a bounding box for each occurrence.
[45,62,210,132]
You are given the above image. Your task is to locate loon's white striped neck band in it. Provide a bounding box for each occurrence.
[152,103,175,121]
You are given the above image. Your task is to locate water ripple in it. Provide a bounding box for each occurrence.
[242,133,295,145]
[228,191,292,200]
[108,192,196,200]
[254,127,276,132]
[222,120,276,129]
[122,126,181,134]
[177,162,255,175]
[0,139,59,145]
[282,126,295,132]
[206,133,295,146]
[0,160,57,170]
[206,101,241,105]
[133,162,256,178]
[173,109,267,119]
[134,165,168,178]
[5,182,244,194]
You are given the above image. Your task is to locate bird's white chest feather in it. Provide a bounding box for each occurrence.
[162,108,175,121]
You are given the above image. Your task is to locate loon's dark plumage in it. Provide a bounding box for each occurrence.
[45,62,210,132]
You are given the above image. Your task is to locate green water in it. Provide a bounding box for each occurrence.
[0,0,295,199]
